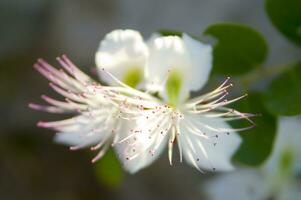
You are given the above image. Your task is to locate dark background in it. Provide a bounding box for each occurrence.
[0,0,300,199]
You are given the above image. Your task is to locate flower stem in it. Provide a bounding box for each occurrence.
[237,64,291,88]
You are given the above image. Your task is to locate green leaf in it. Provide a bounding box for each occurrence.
[158,29,183,37]
[233,92,277,166]
[263,62,301,116]
[94,149,123,187]
[266,0,301,46]
[204,23,268,75]
[158,30,201,42]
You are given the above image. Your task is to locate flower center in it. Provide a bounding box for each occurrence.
[166,69,183,107]
[278,147,294,177]
[122,66,143,88]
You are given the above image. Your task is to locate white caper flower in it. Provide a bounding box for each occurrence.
[203,117,301,200]
[115,34,254,173]
[30,30,253,174]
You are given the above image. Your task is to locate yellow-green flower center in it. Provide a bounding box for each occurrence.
[166,70,182,107]
[278,148,294,176]
[122,67,143,88]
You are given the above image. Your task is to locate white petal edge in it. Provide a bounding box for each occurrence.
[54,131,103,147]
[179,115,242,171]
[182,34,213,91]
[53,113,114,149]
[264,116,301,174]
[203,169,266,200]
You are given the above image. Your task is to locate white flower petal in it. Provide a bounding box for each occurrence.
[115,113,170,173]
[203,169,266,200]
[52,113,114,149]
[95,29,148,84]
[264,116,301,174]
[284,182,301,200]
[115,131,168,174]
[55,130,103,147]
[182,34,212,91]
[146,32,161,44]
[146,35,186,88]
[145,34,212,100]
[179,115,241,171]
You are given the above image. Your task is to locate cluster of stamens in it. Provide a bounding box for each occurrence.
[29,55,256,170]
[114,77,256,170]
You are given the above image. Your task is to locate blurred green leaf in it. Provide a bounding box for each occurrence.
[266,0,301,46]
[204,23,268,75]
[94,149,123,187]
[158,29,202,42]
[263,62,301,116]
[0,53,35,99]
[158,29,183,37]
[233,92,276,166]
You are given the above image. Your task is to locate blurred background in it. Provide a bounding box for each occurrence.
[0,0,300,199]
